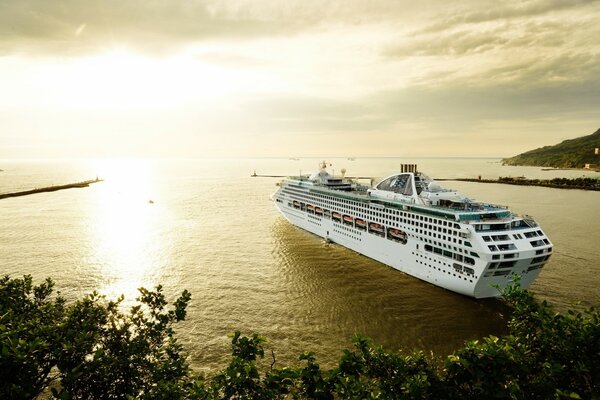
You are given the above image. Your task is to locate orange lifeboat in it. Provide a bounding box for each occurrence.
[369,222,385,235]
[355,218,367,229]
[388,228,408,243]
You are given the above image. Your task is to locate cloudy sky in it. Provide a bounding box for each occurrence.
[1,0,599,158]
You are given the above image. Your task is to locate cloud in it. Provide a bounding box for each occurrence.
[2,0,598,59]
[246,95,388,133]
[387,5,599,58]
[419,0,599,33]
[1,0,546,56]
[0,0,289,55]
[482,52,600,85]
[1,0,598,158]
[381,1,600,91]
[0,0,414,55]
[366,75,600,134]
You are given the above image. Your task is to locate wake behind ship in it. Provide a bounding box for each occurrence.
[272,162,553,298]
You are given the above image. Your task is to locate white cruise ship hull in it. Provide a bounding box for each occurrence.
[273,179,551,299]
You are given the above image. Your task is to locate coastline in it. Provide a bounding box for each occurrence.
[437,177,600,191]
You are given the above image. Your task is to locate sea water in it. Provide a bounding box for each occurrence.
[1,157,599,372]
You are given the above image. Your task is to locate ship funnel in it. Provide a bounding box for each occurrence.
[400,164,418,173]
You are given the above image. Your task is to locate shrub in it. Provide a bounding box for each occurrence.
[1,275,598,399]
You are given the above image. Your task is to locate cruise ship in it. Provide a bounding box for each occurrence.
[272,162,553,298]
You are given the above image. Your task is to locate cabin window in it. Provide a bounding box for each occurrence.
[498,261,516,268]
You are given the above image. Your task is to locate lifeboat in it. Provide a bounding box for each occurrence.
[355,218,367,230]
[332,212,342,221]
[343,215,353,225]
[314,207,323,215]
[387,228,408,244]
[307,204,315,213]
[369,222,385,235]
[293,200,300,209]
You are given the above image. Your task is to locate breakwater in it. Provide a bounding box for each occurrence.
[437,177,600,191]
[0,178,103,200]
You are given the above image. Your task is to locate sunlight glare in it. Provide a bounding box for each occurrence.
[44,47,283,113]
[88,159,169,302]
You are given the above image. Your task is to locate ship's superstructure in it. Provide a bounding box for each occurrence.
[272,162,552,298]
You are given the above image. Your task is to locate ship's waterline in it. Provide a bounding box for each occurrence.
[0,157,598,372]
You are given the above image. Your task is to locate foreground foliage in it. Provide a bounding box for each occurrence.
[1,275,598,399]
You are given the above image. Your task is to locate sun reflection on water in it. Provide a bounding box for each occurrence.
[87,159,170,302]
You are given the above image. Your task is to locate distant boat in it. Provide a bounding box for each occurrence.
[148,199,154,204]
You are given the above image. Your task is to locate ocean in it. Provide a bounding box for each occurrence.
[1,157,599,372]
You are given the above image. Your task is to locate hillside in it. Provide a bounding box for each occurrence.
[502,128,600,168]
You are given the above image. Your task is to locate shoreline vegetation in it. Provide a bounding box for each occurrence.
[1,275,598,399]
[501,128,600,169]
[438,176,600,191]
[0,178,103,200]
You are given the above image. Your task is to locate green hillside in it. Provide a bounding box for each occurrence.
[502,128,600,168]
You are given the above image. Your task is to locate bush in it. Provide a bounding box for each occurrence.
[1,275,598,399]
[0,276,65,399]
[0,275,193,399]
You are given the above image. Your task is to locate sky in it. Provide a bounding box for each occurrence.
[0,0,599,158]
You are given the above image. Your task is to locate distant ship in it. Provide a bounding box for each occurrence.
[272,161,553,298]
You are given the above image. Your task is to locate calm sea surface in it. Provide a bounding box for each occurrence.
[1,158,599,372]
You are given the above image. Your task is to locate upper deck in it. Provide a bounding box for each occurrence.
[283,176,513,224]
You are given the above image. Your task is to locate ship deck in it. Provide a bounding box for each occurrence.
[287,177,513,223]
